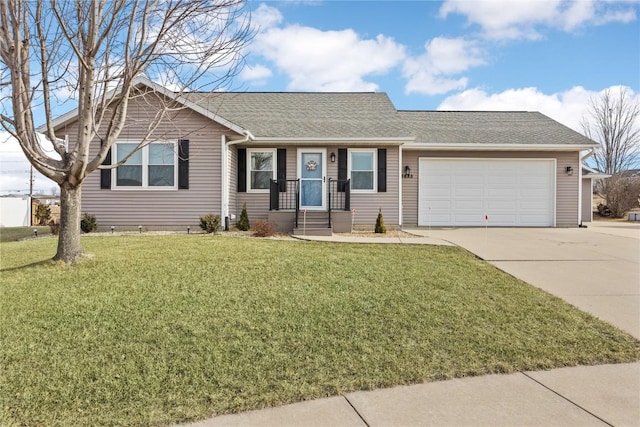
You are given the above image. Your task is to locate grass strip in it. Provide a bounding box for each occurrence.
[1,235,638,426]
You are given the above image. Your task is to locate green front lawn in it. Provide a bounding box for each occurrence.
[0,226,51,243]
[1,235,638,426]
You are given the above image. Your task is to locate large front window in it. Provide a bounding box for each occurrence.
[350,149,375,191]
[114,141,177,189]
[248,149,275,191]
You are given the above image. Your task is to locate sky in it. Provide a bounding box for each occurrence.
[1,0,639,194]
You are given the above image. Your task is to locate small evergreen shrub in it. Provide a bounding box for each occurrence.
[237,203,250,231]
[35,204,51,225]
[80,213,97,233]
[200,214,221,234]
[375,209,387,234]
[252,219,276,237]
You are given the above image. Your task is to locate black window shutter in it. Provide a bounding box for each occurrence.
[178,140,189,189]
[100,140,111,189]
[377,148,387,193]
[277,148,287,192]
[337,148,347,192]
[237,148,246,192]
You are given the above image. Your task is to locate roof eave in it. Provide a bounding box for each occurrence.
[250,137,414,145]
[402,143,599,151]
[37,76,247,137]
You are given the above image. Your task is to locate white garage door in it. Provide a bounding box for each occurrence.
[418,158,555,227]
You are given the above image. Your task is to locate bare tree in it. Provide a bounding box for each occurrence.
[0,0,251,263]
[581,87,640,175]
[581,87,640,217]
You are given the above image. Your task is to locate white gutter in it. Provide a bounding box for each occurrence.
[580,148,595,161]
[403,143,599,151]
[221,130,254,229]
[252,137,413,145]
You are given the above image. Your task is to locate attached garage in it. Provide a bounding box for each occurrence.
[418,158,556,227]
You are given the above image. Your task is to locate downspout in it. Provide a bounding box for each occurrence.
[221,130,254,230]
[398,142,403,227]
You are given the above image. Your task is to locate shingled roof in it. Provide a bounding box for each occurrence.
[186,92,408,139]
[398,110,597,146]
[185,91,595,147]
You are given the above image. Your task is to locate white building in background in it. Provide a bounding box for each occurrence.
[0,195,30,227]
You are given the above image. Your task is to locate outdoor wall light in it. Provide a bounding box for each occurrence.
[565,166,574,176]
[403,165,413,178]
[330,152,336,163]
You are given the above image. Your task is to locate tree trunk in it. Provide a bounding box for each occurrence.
[53,184,84,263]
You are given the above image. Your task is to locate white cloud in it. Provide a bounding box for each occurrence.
[240,64,272,85]
[437,85,639,132]
[252,3,284,31]
[251,25,406,91]
[404,37,485,95]
[440,0,638,40]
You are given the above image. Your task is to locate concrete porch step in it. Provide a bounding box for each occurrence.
[292,227,333,236]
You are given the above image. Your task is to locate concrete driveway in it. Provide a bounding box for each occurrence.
[409,221,640,340]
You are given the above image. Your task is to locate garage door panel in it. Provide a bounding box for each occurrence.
[453,214,486,224]
[455,174,483,185]
[454,199,484,210]
[488,214,517,223]
[487,188,517,197]
[455,187,484,197]
[427,188,453,198]
[424,200,451,210]
[419,158,555,227]
[521,188,549,198]
[487,200,517,210]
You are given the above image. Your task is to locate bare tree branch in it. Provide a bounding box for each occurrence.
[582,87,640,175]
[0,0,252,263]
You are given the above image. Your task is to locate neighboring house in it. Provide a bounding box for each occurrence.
[0,195,30,227]
[581,166,610,224]
[44,77,598,233]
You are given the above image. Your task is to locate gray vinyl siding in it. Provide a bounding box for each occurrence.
[67,95,230,229]
[235,145,401,227]
[581,177,593,223]
[350,146,400,226]
[402,150,580,227]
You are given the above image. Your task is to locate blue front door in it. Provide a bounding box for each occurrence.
[299,149,326,210]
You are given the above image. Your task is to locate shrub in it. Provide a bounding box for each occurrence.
[35,204,51,225]
[602,175,640,218]
[199,214,221,234]
[237,203,250,231]
[375,209,386,234]
[80,213,97,233]
[252,219,276,237]
[48,220,60,235]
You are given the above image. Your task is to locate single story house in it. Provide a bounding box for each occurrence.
[46,77,599,233]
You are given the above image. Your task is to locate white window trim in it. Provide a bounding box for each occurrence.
[247,148,277,193]
[112,140,178,190]
[348,148,377,193]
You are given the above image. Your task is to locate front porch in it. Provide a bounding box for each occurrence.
[267,178,352,235]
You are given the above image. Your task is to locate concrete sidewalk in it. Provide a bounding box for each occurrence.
[183,224,640,427]
[185,363,640,427]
